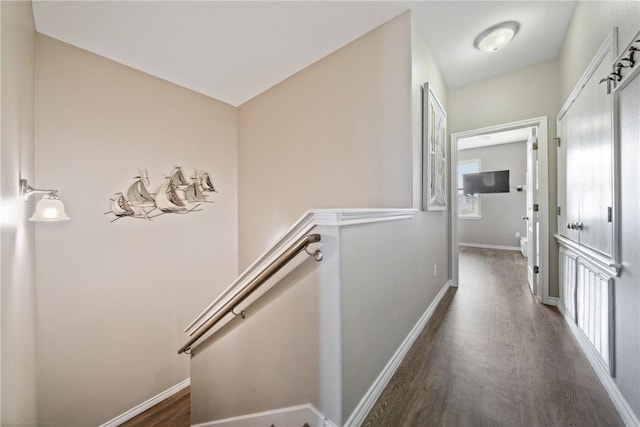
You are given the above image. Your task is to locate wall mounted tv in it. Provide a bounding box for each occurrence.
[462,170,510,194]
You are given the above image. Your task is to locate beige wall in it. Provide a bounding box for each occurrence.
[191,249,325,424]
[237,12,413,269]
[558,1,640,417]
[448,59,560,297]
[0,1,38,425]
[559,1,640,100]
[34,35,238,426]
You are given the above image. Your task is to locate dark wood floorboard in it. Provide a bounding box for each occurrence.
[362,247,623,427]
[120,386,190,427]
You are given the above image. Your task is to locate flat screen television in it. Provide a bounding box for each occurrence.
[462,170,510,194]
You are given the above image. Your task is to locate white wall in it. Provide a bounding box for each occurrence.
[557,0,640,417]
[34,35,238,426]
[448,59,560,296]
[0,2,38,424]
[457,142,527,248]
[339,216,448,422]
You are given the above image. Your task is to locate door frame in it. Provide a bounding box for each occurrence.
[450,116,551,304]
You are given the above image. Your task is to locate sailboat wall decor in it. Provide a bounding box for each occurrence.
[106,167,217,222]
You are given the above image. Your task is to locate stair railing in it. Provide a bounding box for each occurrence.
[178,233,322,355]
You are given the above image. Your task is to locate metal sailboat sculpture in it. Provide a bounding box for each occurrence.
[198,171,217,193]
[185,177,206,203]
[127,169,155,207]
[107,167,217,222]
[111,193,135,217]
[155,178,187,213]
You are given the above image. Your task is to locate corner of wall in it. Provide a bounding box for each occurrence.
[0,0,38,425]
[409,11,448,211]
[237,12,416,269]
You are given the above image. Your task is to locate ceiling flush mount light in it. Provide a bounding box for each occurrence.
[474,21,520,53]
[20,179,70,222]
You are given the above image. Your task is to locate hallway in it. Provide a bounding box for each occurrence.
[363,247,622,426]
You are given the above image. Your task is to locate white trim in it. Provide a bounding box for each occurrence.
[458,137,528,151]
[98,378,190,427]
[184,209,417,336]
[555,235,621,277]
[459,215,482,220]
[310,208,418,227]
[557,305,639,427]
[192,403,339,427]
[458,242,521,252]
[451,116,549,303]
[344,281,451,427]
[545,297,559,306]
[450,131,460,288]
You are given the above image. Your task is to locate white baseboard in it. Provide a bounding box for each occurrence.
[545,297,559,306]
[458,242,521,251]
[557,305,639,427]
[192,403,339,427]
[98,378,190,427]
[343,281,452,427]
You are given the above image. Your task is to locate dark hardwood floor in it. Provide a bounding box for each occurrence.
[362,247,623,427]
[120,386,190,427]
[119,248,622,427]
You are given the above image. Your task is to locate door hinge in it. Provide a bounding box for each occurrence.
[608,206,612,223]
[534,266,539,274]
[554,137,561,147]
[533,142,538,150]
[533,204,539,212]
[557,206,561,216]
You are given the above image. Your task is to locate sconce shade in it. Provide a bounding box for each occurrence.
[30,195,70,222]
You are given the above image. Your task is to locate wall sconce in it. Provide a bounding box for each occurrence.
[20,179,70,222]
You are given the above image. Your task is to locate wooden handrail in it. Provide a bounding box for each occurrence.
[178,233,321,354]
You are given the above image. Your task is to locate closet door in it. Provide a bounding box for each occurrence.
[559,105,581,243]
[577,55,614,257]
[557,40,614,256]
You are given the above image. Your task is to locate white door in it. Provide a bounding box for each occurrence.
[526,128,539,297]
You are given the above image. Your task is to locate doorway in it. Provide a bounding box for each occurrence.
[450,117,551,304]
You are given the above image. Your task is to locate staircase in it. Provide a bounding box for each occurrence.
[180,209,448,427]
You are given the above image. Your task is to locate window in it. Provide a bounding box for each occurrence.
[458,159,481,218]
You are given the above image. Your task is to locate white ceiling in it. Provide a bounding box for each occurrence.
[32,1,577,107]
